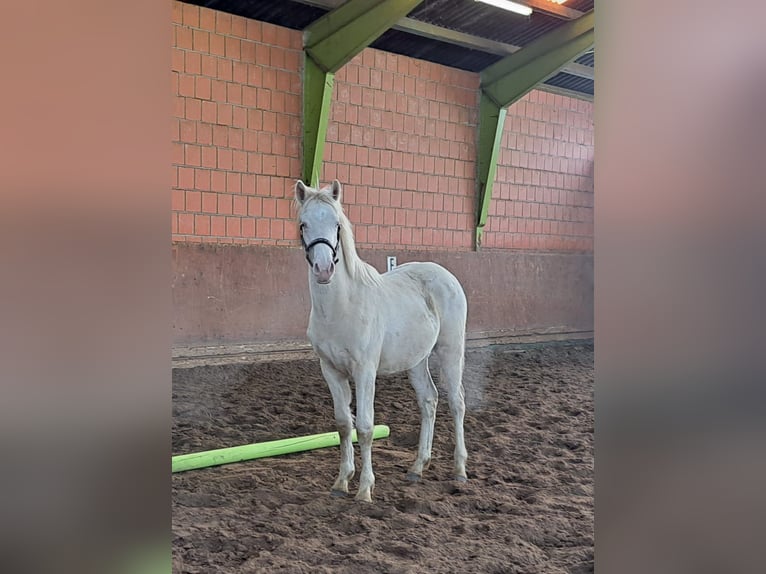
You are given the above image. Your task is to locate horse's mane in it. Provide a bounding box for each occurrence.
[296,187,382,287]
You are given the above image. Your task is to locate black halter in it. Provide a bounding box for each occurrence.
[300,225,341,266]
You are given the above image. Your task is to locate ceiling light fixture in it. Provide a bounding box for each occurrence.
[475,0,533,17]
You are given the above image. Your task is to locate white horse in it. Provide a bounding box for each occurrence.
[294,179,468,502]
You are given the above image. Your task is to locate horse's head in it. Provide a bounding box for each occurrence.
[295,179,343,284]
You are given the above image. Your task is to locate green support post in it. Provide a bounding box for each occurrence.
[302,0,422,185]
[475,10,594,248]
[302,57,335,187]
[475,93,507,248]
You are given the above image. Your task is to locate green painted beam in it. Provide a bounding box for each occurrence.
[481,9,594,108]
[475,10,594,248]
[475,93,507,248]
[302,56,335,186]
[302,0,422,184]
[305,0,422,73]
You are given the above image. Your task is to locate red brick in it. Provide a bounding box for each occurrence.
[201,146,216,168]
[172,189,185,211]
[211,171,227,193]
[196,123,212,146]
[247,109,263,131]
[242,218,256,237]
[192,29,209,53]
[256,218,270,238]
[178,167,195,190]
[225,36,241,60]
[217,148,232,170]
[227,83,243,106]
[211,216,226,236]
[271,220,284,240]
[184,144,201,166]
[176,26,193,49]
[233,196,248,216]
[194,169,211,191]
[182,3,199,27]
[210,79,226,102]
[170,49,185,74]
[226,217,242,237]
[209,33,225,56]
[232,149,247,170]
[217,103,233,126]
[267,106,286,132]
[194,214,211,236]
[213,125,229,148]
[201,101,217,123]
[170,142,184,165]
[217,58,232,81]
[276,199,291,219]
[185,191,202,212]
[262,198,276,218]
[178,213,194,234]
[194,76,211,100]
[178,74,195,97]
[227,172,241,194]
[173,95,185,118]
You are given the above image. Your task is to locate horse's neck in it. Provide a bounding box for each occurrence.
[307,259,359,321]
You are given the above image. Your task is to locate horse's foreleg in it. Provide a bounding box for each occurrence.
[353,367,377,502]
[320,360,355,496]
[406,359,438,481]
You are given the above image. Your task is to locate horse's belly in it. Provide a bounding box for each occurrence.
[377,313,439,375]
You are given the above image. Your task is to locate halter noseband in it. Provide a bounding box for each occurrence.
[300,224,341,266]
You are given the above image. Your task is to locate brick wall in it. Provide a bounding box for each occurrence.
[171,1,594,253]
[171,1,302,246]
[322,53,478,251]
[485,91,594,251]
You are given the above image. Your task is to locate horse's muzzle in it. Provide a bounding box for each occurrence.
[314,261,335,284]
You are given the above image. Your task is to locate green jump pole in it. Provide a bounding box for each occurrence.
[172,424,390,473]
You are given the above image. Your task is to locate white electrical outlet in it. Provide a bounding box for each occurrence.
[386,256,397,272]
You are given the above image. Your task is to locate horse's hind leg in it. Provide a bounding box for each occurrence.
[406,357,438,481]
[435,343,468,482]
[319,359,355,496]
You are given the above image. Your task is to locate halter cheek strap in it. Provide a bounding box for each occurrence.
[301,226,341,266]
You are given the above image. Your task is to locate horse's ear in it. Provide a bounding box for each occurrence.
[331,180,342,203]
[295,180,308,204]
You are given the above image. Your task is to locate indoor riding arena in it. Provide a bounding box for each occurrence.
[172,1,594,572]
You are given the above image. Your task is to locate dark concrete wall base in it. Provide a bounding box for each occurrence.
[172,243,593,349]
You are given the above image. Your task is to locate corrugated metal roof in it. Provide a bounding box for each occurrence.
[183,0,593,97]
[575,51,594,67]
[544,71,593,95]
[371,29,503,72]
[187,0,326,30]
[408,0,565,47]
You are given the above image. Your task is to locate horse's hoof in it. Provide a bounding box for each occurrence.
[406,472,421,482]
[331,489,348,498]
[455,475,468,483]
